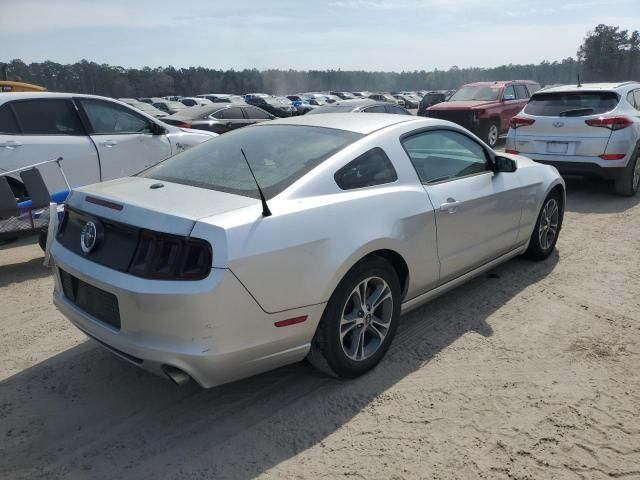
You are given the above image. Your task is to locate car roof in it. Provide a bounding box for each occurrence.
[463,80,537,87]
[266,112,420,134]
[165,104,241,119]
[537,82,640,93]
[0,92,151,106]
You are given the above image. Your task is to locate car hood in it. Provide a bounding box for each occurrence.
[428,100,497,110]
[70,177,258,236]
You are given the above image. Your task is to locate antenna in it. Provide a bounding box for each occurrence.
[241,148,271,217]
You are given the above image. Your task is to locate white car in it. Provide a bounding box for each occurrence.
[0,92,216,198]
[506,82,640,195]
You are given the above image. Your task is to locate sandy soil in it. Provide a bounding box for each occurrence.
[1,178,639,480]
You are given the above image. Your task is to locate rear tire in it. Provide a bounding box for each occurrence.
[484,120,500,148]
[524,191,563,260]
[307,257,401,378]
[613,152,640,196]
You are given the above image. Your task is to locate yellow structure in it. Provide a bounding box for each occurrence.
[0,81,46,92]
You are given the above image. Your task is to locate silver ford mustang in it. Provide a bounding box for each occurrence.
[51,113,565,388]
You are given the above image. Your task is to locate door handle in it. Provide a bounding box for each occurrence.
[439,200,461,213]
[0,140,22,148]
[99,139,118,147]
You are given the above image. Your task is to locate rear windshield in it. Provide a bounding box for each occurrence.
[140,125,363,199]
[524,91,620,117]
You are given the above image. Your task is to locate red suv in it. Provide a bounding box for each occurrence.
[425,80,541,147]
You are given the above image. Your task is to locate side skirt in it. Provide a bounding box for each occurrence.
[400,244,528,315]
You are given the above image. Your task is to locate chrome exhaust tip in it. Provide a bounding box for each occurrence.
[162,365,191,385]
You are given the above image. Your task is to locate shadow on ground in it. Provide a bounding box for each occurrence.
[563,176,640,214]
[0,252,558,480]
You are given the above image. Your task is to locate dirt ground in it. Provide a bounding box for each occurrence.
[1,178,639,480]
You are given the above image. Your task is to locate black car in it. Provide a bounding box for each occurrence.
[196,94,246,104]
[244,94,294,117]
[161,104,274,134]
[306,99,412,115]
[417,91,448,116]
[329,91,356,100]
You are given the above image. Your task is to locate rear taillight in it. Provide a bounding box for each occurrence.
[505,149,520,154]
[585,116,632,130]
[128,230,212,280]
[510,116,535,129]
[598,153,627,160]
[175,122,192,128]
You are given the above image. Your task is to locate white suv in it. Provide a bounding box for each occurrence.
[0,92,216,200]
[505,82,640,195]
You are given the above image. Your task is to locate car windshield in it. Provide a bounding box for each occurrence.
[524,91,620,116]
[140,125,363,199]
[449,86,501,101]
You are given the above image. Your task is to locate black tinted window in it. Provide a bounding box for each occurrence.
[218,107,244,119]
[402,129,488,183]
[335,148,397,190]
[385,105,410,115]
[514,85,529,99]
[80,99,152,134]
[244,107,270,119]
[12,99,83,135]
[524,91,619,117]
[141,125,362,199]
[0,105,19,134]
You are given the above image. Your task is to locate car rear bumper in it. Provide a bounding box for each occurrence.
[51,241,324,388]
[530,158,627,180]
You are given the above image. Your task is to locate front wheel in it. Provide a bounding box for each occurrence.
[308,257,401,378]
[484,121,500,148]
[523,191,563,260]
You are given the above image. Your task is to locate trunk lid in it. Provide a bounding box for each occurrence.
[70,176,258,236]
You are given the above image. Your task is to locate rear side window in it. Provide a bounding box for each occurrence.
[631,90,640,111]
[80,99,152,134]
[12,99,83,135]
[218,107,244,119]
[524,92,620,117]
[334,148,397,190]
[385,105,410,115]
[0,104,19,134]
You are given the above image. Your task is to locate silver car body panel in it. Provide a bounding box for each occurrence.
[51,114,564,387]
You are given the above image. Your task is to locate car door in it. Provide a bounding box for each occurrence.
[215,107,249,131]
[0,98,99,194]
[401,128,524,283]
[501,85,523,133]
[77,98,171,181]
[242,106,273,126]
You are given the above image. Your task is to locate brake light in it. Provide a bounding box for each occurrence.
[510,116,535,129]
[175,122,192,128]
[505,149,520,154]
[129,230,212,280]
[598,153,627,160]
[585,116,632,130]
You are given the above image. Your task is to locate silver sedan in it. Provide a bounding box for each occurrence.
[50,113,565,388]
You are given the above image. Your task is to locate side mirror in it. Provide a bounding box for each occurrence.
[493,156,517,173]
[150,122,166,135]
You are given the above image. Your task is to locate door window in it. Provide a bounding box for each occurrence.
[334,148,397,190]
[502,86,516,101]
[11,99,84,135]
[243,107,271,119]
[363,105,386,113]
[0,104,19,134]
[217,107,244,119]
[80,99,152,134]
[402,129,489,183]
[633,90,640,111]
[385,105,410,115]
[514,85,530,100]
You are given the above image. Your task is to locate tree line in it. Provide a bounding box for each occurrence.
[1,24,637,97]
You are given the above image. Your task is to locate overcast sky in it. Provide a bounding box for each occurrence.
[2,0,639,71]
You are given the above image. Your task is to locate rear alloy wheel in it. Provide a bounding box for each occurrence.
[613,151,640,196]
[524,191,563,260]
[485,121,500,148]
[308,257,401,378]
